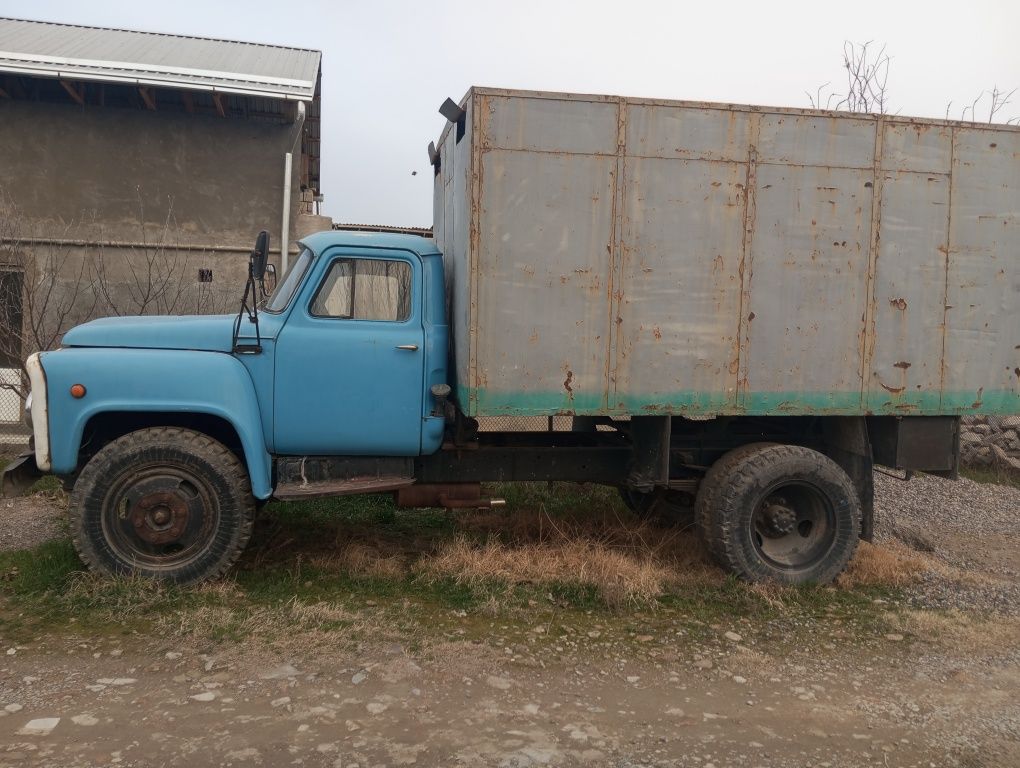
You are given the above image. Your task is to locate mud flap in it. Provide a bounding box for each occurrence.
[0,452,43,498]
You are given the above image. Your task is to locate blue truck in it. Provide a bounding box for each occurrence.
[3,88,1018,586]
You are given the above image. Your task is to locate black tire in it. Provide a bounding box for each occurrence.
[698,444,860,584]
[695,442,779,556]
[618,487,696,527]
[69,427,255,585]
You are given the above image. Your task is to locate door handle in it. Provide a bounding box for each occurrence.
[396,344,419,351]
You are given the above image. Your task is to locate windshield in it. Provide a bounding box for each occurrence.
[264,247,314,313]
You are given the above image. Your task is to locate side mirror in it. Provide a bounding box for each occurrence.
[251,230,270,280]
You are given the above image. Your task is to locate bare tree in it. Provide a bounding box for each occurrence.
[92,189,195,317]
[807,41,891,114]
[0,192,102,401]
[811,43,1018,125]
[953,86,1020,124]
[0,188,235,405]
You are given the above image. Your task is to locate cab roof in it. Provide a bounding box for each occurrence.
[299,230,440,257]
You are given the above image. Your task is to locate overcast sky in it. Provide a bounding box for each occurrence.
[4,0,1019,226]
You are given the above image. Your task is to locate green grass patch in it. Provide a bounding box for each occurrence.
[1,538,82,596]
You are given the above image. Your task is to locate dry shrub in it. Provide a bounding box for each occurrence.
[418,535,672,607]
[837,540,933,588]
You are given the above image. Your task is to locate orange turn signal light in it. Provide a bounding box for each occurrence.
[70,384,87,399]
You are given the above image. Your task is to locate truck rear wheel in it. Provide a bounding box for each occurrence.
[696,444,860,584]
[69,427,255,585]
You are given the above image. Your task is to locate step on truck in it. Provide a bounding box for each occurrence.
[3,87,1019,585]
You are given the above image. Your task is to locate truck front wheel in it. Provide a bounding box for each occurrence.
[696,444,860,584]
[69,427,255,585]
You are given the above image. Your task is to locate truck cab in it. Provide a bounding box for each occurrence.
[261,232,448,458]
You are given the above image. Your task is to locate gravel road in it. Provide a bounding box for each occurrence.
[0,494,63,554]
[874,472,1020,615]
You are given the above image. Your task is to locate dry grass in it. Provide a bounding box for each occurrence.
[154,597,369,643]
[317,542,408,579]
[892,608,1020,653]
[416,506,720,607]
[837,540,934,588]
[418,536,673,607]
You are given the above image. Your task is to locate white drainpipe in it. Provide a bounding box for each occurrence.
[281,101,307,273]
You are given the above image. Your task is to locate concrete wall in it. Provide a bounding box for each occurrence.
[3,99,300,245]
[0,97,333,394]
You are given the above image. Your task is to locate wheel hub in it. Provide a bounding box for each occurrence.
[129,491,190,545]
[760,496,797,537]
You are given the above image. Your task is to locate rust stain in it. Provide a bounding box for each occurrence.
[747,312,756,321]
[563,370,574,396]
[893,361,912,369]
[880,383,905,394]
[889,297,907,311]
[652,326,662,341]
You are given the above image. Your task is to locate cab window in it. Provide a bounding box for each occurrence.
[264,247,313,313]
[311,259,411,321]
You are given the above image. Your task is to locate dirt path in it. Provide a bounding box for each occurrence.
[1,617,1018,768]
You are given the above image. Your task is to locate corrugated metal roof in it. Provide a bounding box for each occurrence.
[0,17,320,100]
[333,223,433,237]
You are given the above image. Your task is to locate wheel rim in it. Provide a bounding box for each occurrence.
[749,480,836,571]
[100,463,220,572]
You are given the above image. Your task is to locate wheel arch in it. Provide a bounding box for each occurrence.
[73,408,272,500]
[41,348,273,500]
[81,410,246,472]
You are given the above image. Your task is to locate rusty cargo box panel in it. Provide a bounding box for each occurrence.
[433,87,1020,419]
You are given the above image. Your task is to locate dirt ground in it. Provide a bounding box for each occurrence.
[1,477,1019,768]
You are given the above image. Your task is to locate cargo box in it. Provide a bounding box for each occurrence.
[433,87,1020,418]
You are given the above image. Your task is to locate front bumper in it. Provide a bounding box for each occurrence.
[0,452,43,497]
[25,353,50,472]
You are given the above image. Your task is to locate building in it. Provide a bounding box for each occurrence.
[0,17,330,428]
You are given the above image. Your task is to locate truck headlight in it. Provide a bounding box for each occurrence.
[25,391,33,429]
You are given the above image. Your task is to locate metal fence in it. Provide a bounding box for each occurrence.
[0,367,24,427]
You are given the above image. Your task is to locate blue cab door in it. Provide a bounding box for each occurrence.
[273,250,425,455]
